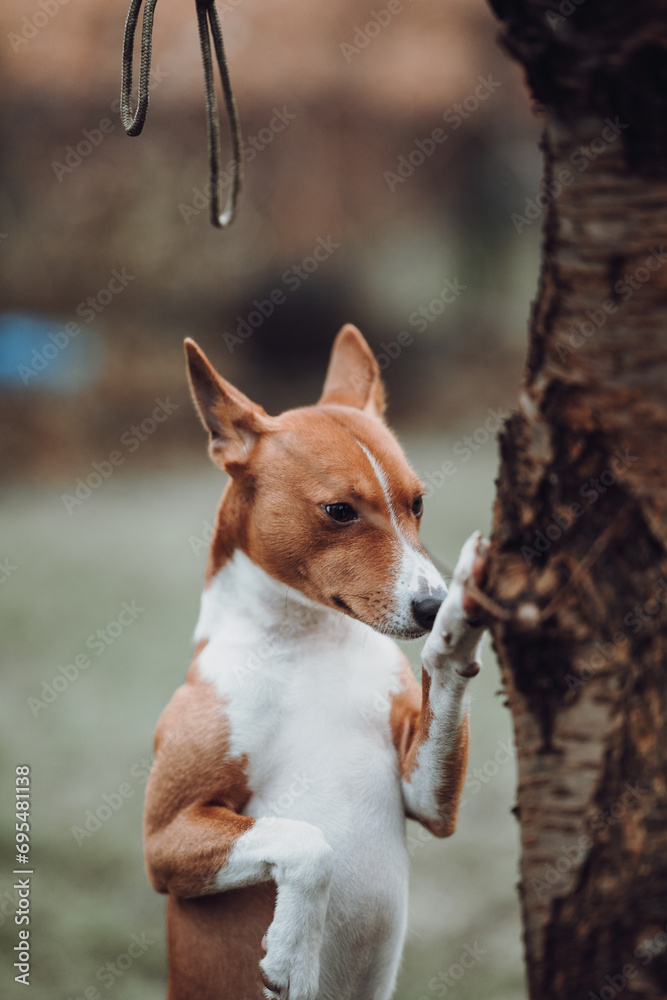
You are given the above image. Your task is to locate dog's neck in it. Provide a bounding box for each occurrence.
[195,547,345,646]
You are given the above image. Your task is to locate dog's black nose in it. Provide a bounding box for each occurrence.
[411,593,445,631]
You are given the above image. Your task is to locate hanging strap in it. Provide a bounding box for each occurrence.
[120,0,243,228]
[120,0,157,137]
[195,0,243,228]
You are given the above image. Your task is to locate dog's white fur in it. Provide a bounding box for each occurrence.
[194,538,484,1000]
[146,330,488,1000]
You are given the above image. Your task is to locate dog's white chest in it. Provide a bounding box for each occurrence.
[197,559,408,832]
[196,553,412,997]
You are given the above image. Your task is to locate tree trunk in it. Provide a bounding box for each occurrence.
[483,3,667,998]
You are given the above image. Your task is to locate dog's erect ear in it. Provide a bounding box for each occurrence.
[318,324,386,418]
[184,339,267,471]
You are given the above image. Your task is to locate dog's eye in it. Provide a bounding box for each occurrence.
[325,503,358,523]
[411,496,424,517]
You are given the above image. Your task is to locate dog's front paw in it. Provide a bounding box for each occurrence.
[423,531,489,672]
[258,826,332,1000]
[458,530,490,619]
[259,931,321,1000]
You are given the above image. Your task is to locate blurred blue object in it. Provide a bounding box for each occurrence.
[0,313,103,392]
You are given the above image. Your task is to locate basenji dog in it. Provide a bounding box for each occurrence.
[143,325,489,1000]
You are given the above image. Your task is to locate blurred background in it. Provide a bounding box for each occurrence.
[0,0,543,996]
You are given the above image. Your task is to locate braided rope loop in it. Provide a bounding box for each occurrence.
[120,0,243,227]
[196,0,244,228]
[120,0,158,136]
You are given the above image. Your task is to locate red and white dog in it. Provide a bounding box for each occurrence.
[144,325,489,1000]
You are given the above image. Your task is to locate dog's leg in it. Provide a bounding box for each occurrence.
[396,531,489,836]
[146,803,333,1000]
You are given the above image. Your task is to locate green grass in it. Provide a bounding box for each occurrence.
[0,433,526,1000]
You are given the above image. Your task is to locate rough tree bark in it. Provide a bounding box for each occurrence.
[483,2,667,998]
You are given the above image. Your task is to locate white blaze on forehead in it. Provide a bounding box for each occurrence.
[354,439,401,532]
[354,439,445,632]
